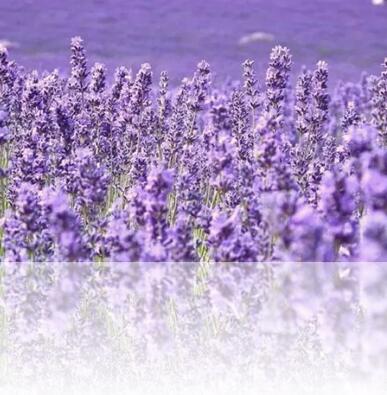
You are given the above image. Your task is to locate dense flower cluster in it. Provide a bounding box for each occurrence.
[0,39,386,262]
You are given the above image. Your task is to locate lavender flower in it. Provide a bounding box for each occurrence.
[265,46,292,129]
[129,63,153,118]
[69,36,88,94]
[361,148,387,212]
[132,164,174,245]
[359,210,387,261]
[188,60,211,113]
[344,124,377,159]
[163,79,190,166]
[230,88,252,162]
[103,208,143,262]
[111,66,130,102]
[311,61,330,146]
[90,63,107,94]
[65,147,111,219]
[295,67,313,137]
[208,207,258,262]
[209,130,239,196]
[341,101,361,132]
[319,169,359,252]
[285,203,335,262]
[370,58,387,145]
[42,188,90,261]
[165,212,197,262]
[156,70,171,149]
[3,183,52,262]
[242,59,261,123]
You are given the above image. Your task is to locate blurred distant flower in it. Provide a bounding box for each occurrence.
[359,210,387,261]
[319,169,359,251]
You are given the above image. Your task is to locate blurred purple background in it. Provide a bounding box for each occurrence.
[0,0,386,84]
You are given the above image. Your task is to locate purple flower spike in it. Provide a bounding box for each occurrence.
[265,45,292,129]
[319,169,359,253]
[42,188,90,262]
[69,36,88,94]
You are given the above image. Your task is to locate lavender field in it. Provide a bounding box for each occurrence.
[1,0,387,83]
[0,1,386,394]
[0,38,386,263]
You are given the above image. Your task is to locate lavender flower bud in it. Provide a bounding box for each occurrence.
[111,66,130,102]
[265,46,292,128]
[69,36,88,94]
[295,67,313,136]
[242,59,260,112]
[90,62,106,94]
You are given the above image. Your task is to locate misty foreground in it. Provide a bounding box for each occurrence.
[1,262,387,394]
